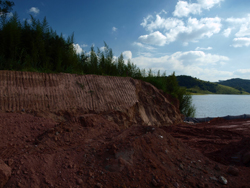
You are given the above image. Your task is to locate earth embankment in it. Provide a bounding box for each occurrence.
[1,71,250,188]
[0,70,182,127]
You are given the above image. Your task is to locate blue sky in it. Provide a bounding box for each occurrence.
[11,0,250,81]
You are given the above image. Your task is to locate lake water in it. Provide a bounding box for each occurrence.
[191,94,250,118]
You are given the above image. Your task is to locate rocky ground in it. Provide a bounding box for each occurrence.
[0,71,249,187]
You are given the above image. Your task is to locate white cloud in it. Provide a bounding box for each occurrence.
[142,14,184,32]
[187,17,221,37]
[112,27,117,32]
[234,69,250,79]
[133,42,144,48]
[138,31,167,46]
[220,61,227,66]
[133,42,144,47]
[225,15,250,46]
[197,0,224,9]
[132,51,230,81]
[132,55,171,70]
[171,51,229,66]
[137,52,153,57]
[100,46,107,52]
[226,16,248,24]
[196,52,229,65]
[133,42,156,51]
[158,9,167,15]
[141,15,153,28]
[226,15,250,38]
[173,1,201,17]
[167,17,222,44]
[139,0,222,45]
[195,47,213,51]
[73,43,84,54]
[173,0,223,17]
[132,50,229,70]
[122,51,132,60]
[112,56,118,62]
[223,28,232,37]
[29,7,40,14]
[235,24,250,37]
[236,69,250,74]
[140,13,222,45]
[81,44,88,48]
[231,37,250,48]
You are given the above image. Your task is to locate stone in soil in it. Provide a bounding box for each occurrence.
[227,166,239,176]
[218,176,227,185]
[0,159,12,188]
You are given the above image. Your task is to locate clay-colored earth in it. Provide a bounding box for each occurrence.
[0,71,249,188]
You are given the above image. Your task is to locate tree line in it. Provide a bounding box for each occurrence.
[0,6,195,117]
[177,75,249,94]
[177,75,217,93]
[218,78,250,93]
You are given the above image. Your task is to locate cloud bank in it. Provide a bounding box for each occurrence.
[139,6,222,46]
[173,0,224,17]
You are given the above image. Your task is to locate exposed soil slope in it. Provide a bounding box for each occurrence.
[0,70,182,127]
[0,71,250,187]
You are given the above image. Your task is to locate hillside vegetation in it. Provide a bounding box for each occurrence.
[218,78,250,93]
[177,75,249,94]
[0,10,195,116]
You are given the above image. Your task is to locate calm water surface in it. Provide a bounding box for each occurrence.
[191,95,250,118]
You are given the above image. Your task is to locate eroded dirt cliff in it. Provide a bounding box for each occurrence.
[0,70,182,127]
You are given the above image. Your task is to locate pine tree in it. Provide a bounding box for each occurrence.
[90,45,98,74]
[117,53,125,76]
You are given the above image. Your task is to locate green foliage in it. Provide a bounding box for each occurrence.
[177,75,217,93]
[165,73,196,117]
[140,69,166,92]
[215,84,249,94]
[0,13,79,73]
[140,71,196,117]
[177,75,249,95]
[77,42,141,77]
[218,78,250,93]
[0,12,196,117]
[0,0,14,15]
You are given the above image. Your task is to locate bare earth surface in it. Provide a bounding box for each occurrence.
[0,71,249,188]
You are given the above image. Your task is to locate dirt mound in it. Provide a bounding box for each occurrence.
[1,112,241,188]
[0,70,182,127]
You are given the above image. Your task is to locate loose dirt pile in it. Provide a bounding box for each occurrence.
[0,71,250,187]
[0,112,244,188]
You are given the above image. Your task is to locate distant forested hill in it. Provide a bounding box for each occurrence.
[176,75,249,94]
[217,78,250,93]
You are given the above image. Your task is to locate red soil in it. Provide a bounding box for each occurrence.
[0,71,249,187]
[164,118,250,188]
